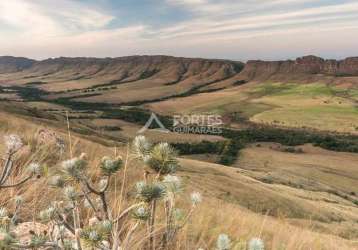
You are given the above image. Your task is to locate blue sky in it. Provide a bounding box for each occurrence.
[1,0,358,60]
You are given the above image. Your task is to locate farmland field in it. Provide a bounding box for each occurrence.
[150,82,358,134]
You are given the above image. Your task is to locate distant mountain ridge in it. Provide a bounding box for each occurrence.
[0,55,243,75]
[0,55,244,86]
[0,54,357,135]
[240,55,358,82]
[1,55,358,81]
[0,56,36,73]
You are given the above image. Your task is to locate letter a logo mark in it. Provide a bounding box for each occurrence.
[137,113,170,134]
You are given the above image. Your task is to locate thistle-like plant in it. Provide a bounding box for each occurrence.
[0,135,211,250]
[27,163,43,176]
[14,196,23,207]
[248,237,265,250]
[132,206,150,221]
[173,208,184,221]
[100,220,113,233]
[99,156,123,176]
[0,135,43,189]
[0,134,54,248]
[135,182,166,203]
[0,208,7,218]
[43,150,149,249]
[39,206,56,223]
[61,154,87,181]
[163,175,182,194]
[191,191,202,206]
[131,135,151,160]
[62,239,77,250]
[49,175,66,188]
[80,227,106,248]
[80,219,112,248]
[131,136,206,250]
[0,229,16,248]
[29,234,48,248]
[0,208,10,232]
[4,134,23,154]
[11,196,24,224]
[144,142,179,175]
[217,234,231,250]
[64,186,79,201]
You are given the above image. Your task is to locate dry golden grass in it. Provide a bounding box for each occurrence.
[25,101,70,110]
[72,72,229,104]
[0,110,357,249]
[236,143,358,194]
[84,118,225,143]
[149,82,358,135]
[189,199,358,250]
[180,157,358,239]
[147,83,253,115]
[3,65,358,135]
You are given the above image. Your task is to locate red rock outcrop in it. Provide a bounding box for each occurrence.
[239,55,358,82]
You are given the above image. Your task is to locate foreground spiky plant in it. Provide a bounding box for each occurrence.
[0,135,55,248]
[0,135,43,189]
[144,142,179,175]
[0,135,200,249]
[135,182,166,202]
[0,133,266,249]
[249,237,265,250]
[217,234,231,250]
[131,135,152,160]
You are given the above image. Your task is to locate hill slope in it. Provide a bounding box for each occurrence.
[0,56,244,103]
[0,110,357,249]
[239,55,358,83]
[0,56,35,73]
[1,55,357,134]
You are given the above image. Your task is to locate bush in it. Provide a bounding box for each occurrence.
[0,135,206,250]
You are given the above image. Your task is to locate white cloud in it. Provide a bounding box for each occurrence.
[165,0,323,16]
[0,0,114,38]
[0,0,358,60]
[0,0,61,36]
[157,2,358,39]
[168,0,207,4]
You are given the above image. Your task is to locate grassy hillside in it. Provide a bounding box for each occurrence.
[249,83,358,133]
[0,56,244,105]
[1,56,358,249]
[0,110,357,249]
[150,82,358,134]
[1,56,357,135]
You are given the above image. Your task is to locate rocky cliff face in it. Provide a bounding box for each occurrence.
[1,55,358,86]
[0,56,35,74]
[239,56,358,81]
[2,56,244,83]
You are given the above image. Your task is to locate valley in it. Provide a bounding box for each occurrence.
[0,55,357,249]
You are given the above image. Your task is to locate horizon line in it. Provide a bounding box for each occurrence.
[1,54,358,63]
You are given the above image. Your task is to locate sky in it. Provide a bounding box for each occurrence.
[0,0,358,61]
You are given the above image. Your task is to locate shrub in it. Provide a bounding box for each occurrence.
[0,134,267,249]
[0,135,204,249]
